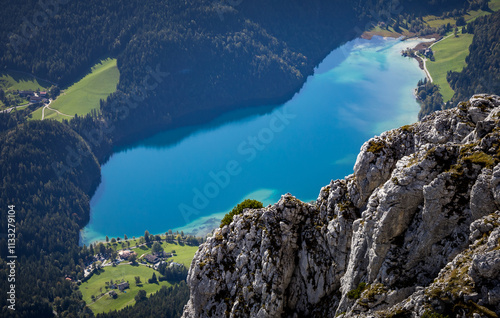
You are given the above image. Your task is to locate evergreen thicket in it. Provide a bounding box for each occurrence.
[0,120,100,317]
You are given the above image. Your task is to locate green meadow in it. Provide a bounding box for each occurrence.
[426,33,474,101]
[81,238,198,314]
[29,106,73,121]
[0,71,51,109]
[422,0,500,101]
[80,265,172,314]
[102,239,198,268]
[0,70,52,91]
[42,58,119,120]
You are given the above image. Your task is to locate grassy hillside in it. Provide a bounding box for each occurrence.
[0,70,52,91]
[42,58,119,120]
[80,238,197,314]
[426,33,474,101]
[365,0,499,103]
[29,106,74,121]
[104,239,199,268]
[422,0,500,101]
[0,71,52,109]
[491,0,500,11]
[29,106,44,120]
[80,265,172,314]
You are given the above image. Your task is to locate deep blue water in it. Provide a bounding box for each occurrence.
[81,36,425,245]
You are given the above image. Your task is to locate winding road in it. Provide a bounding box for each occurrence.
[421,34,454,83]
[0,104,29,114]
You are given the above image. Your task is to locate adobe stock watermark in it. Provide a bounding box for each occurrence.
[8,0,72,54]
[51,64,170,179]
[213,0,243,21]
[178,106,296,224]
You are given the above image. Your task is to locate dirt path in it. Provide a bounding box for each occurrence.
[421,34,454,83]
[421,57,434,82]
[41,99,72,120]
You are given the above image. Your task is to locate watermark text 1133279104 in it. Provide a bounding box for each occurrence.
[6,205,17,311]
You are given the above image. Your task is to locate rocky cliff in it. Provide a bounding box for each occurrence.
[182,94,500,318]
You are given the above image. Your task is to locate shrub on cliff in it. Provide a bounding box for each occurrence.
[220,199,263,227]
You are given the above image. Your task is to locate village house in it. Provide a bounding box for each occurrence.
[117,282,129,291]
[418,47,433,58]
[29,96,44,103]
[118,250,136,260]
[39,91,48,97]
[143,251,171,264]
[18,90,34,97]
[143,253,159,264]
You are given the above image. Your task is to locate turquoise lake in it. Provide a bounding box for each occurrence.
[81,36,427,245]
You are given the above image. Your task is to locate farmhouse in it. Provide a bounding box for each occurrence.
[418,48,434,58]
[117,282,129,291]
[18,90,34,97]
[29,96,44,103]
[118,250,136,260]
[144,253,159,264]
[144,251,171,264]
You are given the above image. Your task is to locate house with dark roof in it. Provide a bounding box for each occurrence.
[30,96,43,103]
[19,90,34,97]
[143,253,158,263]
[117,282,129,291]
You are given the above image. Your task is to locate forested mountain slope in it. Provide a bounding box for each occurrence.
[1,0,468,151]
[447,10,500,106]
[0,120,100,317]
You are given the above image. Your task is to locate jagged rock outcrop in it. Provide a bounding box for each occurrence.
[182,95,500,318]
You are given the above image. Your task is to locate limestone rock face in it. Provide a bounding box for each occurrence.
[182,95,500,318]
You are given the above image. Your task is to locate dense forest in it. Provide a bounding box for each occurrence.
[0,0,483,317]
[416,78,444,120]
[0,119,100,317]
[447,10,500,106]
[0,0,469,153]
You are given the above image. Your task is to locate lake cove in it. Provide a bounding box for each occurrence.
[81,36,427,245]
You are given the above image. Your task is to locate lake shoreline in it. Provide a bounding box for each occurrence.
[81,36,426,247]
